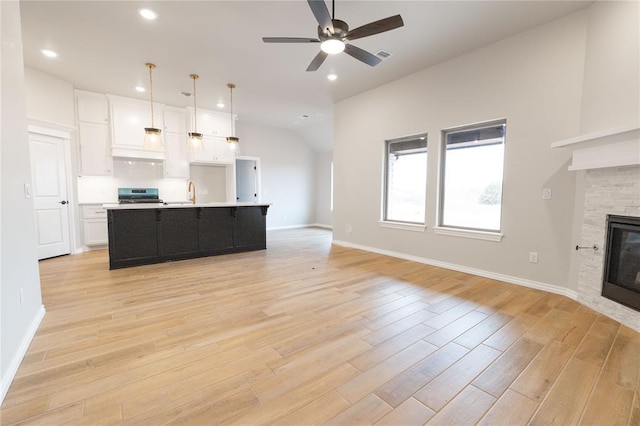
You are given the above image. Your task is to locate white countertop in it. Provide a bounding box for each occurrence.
[103,202,271,210]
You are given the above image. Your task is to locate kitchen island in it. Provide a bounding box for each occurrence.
[104,203,270,269]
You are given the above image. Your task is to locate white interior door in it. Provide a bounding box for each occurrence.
[236,159,257,202]
[29,132,71,259]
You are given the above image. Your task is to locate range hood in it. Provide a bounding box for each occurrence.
[111,147,165,161]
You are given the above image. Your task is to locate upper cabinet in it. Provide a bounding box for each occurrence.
[188,136,236,164]
[164,107,189,178]
[186,107,237,164]
[164,107,187,134]
[108,94,165,160]
[76,90,112,176]
[73,91,243,179]
[77,91,109,124]
[187,107,233,138]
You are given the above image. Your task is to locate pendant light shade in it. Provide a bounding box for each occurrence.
[143,63,163,150]
[188,73,204,152]
[226,83,239,149]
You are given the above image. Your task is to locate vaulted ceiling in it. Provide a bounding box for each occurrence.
[20,1,593,151]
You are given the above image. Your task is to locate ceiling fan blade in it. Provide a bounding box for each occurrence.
[346,15,404,41]
[306,50,328,72]
[262,37,320,43]
[344,44,382,67]
[307,0,334,34]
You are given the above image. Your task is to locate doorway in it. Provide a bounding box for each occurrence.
[235,157,260,203]
[29,129,72,259]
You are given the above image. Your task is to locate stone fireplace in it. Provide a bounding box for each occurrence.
[553,126,640,331]
[601,215,640,311]
[579,166,640,329]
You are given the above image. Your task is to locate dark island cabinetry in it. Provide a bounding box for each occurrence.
[107,205,269,269]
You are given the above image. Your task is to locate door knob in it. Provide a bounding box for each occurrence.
[59,200,68,205]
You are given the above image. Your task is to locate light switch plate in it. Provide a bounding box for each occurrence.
[24,183,32,198]
[542,188,552,200]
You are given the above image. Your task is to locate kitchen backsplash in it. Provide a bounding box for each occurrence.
[77,159,189,204]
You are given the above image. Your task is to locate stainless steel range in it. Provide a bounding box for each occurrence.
[117,188,163,204]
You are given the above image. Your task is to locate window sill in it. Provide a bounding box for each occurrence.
[433,226,503,242]
[379,221,426,232]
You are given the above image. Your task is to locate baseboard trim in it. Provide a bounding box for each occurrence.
[309,223,333,230]
[1,305,46,404]
[332,239,578,300]
[267,224,333,231]
[267,224,310,231]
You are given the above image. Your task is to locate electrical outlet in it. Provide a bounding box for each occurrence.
[529,252,538,263]
[542,188,552,200]
[346,224,353,233]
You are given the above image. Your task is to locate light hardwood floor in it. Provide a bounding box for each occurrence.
[2,227,639,425]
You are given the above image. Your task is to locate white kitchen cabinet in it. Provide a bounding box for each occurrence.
[164,107,187,134]
[76,91,112,176]
[164,132,189,178]
[188,136,236,164]
[164,107,189,178]
[77,90,109,123]
[108,94,165,160]
[78,122,112,175]
[82,205,108,246]
[186,107,233,138]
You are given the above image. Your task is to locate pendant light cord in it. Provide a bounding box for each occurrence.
[191,75,198,132]
[146,63,156,128]
[229,83,235,137]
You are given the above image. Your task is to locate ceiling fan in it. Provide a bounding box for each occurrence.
[262,0,404,72]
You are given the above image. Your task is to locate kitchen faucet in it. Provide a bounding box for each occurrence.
[188,180,196,204]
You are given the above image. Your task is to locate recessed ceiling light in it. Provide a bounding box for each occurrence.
[135,86,145,92]
[327,74,337,81]
[216,102,225,108]
[138,8,158,20]
[41,49,58,58]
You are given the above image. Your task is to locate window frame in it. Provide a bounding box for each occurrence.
[437,119,506,237]
[381,133,428,228]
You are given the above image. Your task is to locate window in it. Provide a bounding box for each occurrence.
[439,121,505,232]
[383,134,428,224]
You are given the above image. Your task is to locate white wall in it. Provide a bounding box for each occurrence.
[333,10,589,291]
[24,67,75,128]
[579,1,640,133]
[314,151,333,228]
[1,1,46,403]
[236,122,315,229]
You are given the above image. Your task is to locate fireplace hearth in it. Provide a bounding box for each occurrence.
[602,215,640,311]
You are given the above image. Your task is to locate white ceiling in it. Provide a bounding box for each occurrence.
[20,1,593,152]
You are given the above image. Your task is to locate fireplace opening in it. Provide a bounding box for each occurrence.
[602,215,640,311]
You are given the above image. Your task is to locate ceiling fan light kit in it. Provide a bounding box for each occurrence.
[262,0,404,71]
[320,39,345,54]
[143,62,163,151]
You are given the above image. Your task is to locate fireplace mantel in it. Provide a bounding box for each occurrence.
[551,125,640,171]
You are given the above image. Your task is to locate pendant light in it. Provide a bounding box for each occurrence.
[226,83,239,149]
[188,74,204,152]
[143,62,163,150]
